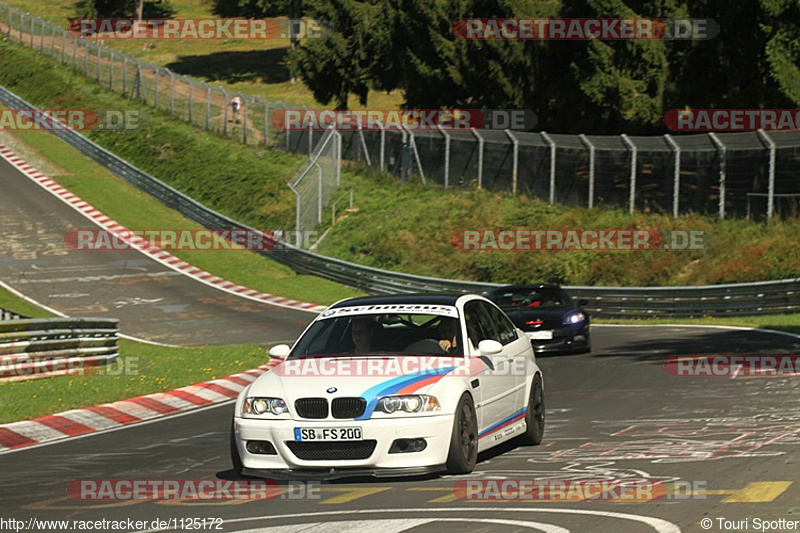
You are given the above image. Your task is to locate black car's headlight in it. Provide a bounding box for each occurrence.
[243,397,288,416]
[375,395,441,414]
[563,312,586,325]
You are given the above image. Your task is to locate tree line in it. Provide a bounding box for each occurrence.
[81,0,800,135]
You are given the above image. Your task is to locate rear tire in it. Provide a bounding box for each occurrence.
[230,422,244,476]
[446,394,478,474]
[521,374,545,445]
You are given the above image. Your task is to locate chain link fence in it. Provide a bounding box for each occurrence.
[288,127,341,237]
[5,4,800,222]
[1,5,297,148]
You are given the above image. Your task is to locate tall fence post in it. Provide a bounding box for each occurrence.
[708,132,726,219]
[84,40,88,76]
[154,69,159,109]
[357,125,371,166]
[61,28,65,64]
[96,44,101,82]
[336,131,342,187]
[438,124,451,188]
[264,101,269,147]
[541,132,556,203]
[187,79,193,123]
[6,5,11,40]
[205,87,211,131]
[505,130,519,196]
[222,90,229,136]
[50,21,55,57]
[472,129,484,189]
[380,126,386,171]
[317,162,323,224]
[758,129,777,220]
[621,134,637,214]
[134,62,141,101]
[404,127,426,184]
[29,14,33,48]
[579,134,595,208]
[169,73,175,115]
[286,111,291,151]
[664,134,681,218]
[242,97,248,145]
[72,34,77,68]
[109,51,114,89]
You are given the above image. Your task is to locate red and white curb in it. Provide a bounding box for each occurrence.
[0,145,327,314]
[0,363,274,452]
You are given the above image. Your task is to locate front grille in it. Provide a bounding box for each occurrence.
[331,397,366,419]
[286,440,377,461]
[294,398,328,419]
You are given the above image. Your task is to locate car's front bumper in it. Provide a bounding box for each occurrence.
[233,414,453,475]
[242,464,445,480]
[525,324,590,354]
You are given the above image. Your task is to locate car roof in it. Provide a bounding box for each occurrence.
[330,292,469,309]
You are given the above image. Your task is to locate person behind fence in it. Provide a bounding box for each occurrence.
[230,96,242,124]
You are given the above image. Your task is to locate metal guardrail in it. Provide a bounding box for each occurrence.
[0,317,119,380]
[0,306,21,320]
[1,85,798,318]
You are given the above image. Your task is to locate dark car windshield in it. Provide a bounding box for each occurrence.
[291,313,464,357]
[495,288,569,308]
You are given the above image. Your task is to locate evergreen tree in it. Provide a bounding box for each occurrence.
[289,0,374,109]
[760,0,800,106]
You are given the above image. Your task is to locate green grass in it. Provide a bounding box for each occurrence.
[0,339,269,423]
[0,41,362,305]
[4,37,800,290]
[3,0,404,109]
[0,286,55,318]
[319,169,800,287]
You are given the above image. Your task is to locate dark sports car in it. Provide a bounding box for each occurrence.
[486,285,591,355]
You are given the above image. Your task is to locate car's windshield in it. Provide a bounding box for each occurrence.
[496,289,568,308]
[291,312,464,357]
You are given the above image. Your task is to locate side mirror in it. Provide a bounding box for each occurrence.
[268,344,291,360]
[578,299,589,307]
[478,339,503,356]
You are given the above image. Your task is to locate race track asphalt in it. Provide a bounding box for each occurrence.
[2,325,799,533]
[0,157,313,346]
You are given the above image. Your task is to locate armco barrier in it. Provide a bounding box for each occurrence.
[0,306,21,320]
[1,85,799,318]
[0,317,119,380]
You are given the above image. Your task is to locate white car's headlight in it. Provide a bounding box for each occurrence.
[563,312,585,325]
[376,395,441,414]
[243,397,288,416]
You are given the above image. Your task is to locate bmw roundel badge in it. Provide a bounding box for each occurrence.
[326,387,337,394]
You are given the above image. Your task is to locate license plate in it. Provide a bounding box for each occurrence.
[294,427,363,442]
[526,330,553,340]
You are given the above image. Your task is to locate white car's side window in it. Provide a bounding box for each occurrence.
[486,303,518,345]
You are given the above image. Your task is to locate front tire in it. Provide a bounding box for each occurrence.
[521,374,545,445]
[446,393,478,474]
[230,422,244,476]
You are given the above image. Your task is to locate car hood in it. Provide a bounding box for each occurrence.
[248,355,472,403]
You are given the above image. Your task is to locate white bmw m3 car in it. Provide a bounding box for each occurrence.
[231,293,544,479]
